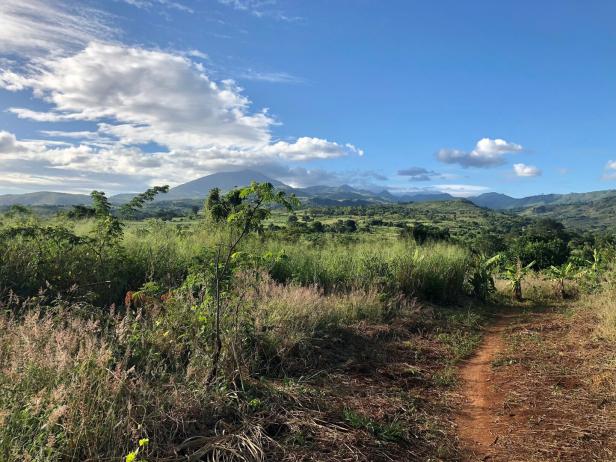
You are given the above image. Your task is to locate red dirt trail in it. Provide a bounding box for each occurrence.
[456,315,512,461]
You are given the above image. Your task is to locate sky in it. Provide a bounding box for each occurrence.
[0,0,615,197]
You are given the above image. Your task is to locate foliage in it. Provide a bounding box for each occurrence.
[547,261,578,299]
[468,253,502,301]
[503,258,536,300]
[509,218,570,269]
[120,185,169,218]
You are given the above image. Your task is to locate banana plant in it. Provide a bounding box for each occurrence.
[503,257,535,301]
[584,248,602,286]
[547,261,577,299]
[470,253,502,301]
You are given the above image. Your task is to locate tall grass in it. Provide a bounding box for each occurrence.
[263,239,469,303]
[0,219,471,305]
[0,272,408,460]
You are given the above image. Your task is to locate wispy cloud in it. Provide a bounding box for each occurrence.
[119,0,194,14]
[218,0,301,22]
[0,0,117,57]
[436,138,524,168]
[240,69,303,84]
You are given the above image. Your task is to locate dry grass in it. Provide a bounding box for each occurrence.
[590,289,616,341]
[486,305,616,461]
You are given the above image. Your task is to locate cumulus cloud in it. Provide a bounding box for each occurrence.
[0,130,27,153]
[513,163,541,177]
[397,166,442,181]
[0,40,362,192]
[436,138,524,168]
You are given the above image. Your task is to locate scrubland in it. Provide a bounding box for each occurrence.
[1,186,615,461]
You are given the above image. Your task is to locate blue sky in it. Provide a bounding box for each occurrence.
[0,0,614,196]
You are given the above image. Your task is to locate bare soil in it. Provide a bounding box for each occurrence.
[456,307,616,461]
[456,315,511,459]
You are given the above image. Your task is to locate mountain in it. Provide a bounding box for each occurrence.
[470,189,616,210]
[397,192,455,203]
[165,170,287,200]
[470,193,520,209]
[0,191,91,207]
[107,170,289,204]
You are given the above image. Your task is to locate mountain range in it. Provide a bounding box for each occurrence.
[2,170,616,226]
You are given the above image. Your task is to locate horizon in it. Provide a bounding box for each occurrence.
[1,1,615,197]
[2,168,616,200]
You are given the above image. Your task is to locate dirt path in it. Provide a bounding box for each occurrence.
[456,315,512,460]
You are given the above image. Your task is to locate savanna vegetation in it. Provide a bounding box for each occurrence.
[1,182,615,461]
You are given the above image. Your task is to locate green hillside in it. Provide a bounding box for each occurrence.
[517,196,616,231]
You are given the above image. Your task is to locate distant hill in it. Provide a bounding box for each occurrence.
[398,192,455,203]
[0,191,90,206]
[4,172,616,232]
[470,189,616,210]
[516,195,616,231]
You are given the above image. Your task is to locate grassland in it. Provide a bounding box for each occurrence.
[1,187,615,461]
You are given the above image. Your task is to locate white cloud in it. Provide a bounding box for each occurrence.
[603,160,616,180]
[0,130,26,153]
[0,0,117,57]
[513,163,541,177]
[436,138,524,168]
[0,2,359,193]
[0,41,362,192]
[1,43,356,157]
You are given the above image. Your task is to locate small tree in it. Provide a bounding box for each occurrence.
[204,182,298,385]
[547,261,577,299]
[503,257,535,301]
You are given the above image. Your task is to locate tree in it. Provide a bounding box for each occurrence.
[6,205,32,218]
[205,182,299,385]
[310,221,325,233]
[120,185,169,218]
[511,218,570,269]
[205,187,243,222]
[67,205,96,219]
